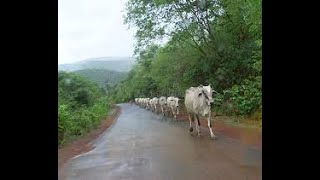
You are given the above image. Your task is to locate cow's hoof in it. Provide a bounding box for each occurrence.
[189,127,193,132]
[211,136,218,140]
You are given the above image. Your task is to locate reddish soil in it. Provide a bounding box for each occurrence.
[139,103,261,149]
[58,106,121,171]
[172,109,262,149]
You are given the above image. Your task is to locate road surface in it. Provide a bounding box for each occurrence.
[59,103,262,180]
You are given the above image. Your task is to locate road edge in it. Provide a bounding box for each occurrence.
[89,104,122,148]
[58,105,121,172]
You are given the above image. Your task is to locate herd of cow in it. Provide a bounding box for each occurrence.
[133,84,218,140]
[134,96,180,118]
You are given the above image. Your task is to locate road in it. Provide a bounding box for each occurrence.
[59,103,262,180]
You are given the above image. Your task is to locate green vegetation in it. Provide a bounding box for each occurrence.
[73,69,127,90]
[58,71,111,147]
[111,0,262,119]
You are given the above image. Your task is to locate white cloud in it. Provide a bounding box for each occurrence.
[58,0,135,64]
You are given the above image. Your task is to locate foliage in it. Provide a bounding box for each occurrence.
[58,72,110,147]
[73,69,127,91]
[111,0,262,117]
[222,78,261,116]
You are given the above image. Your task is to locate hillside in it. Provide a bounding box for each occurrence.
[58,56,135,72]
[73,69,127,88]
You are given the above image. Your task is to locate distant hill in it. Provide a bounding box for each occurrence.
[73,69,127,88]
[58,56,135,72]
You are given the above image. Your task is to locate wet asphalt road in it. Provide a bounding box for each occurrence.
[60,103,261,180]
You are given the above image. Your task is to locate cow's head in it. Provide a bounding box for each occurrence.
[171,97,180,108]
[160,97,167,105]
[198,84,217,106]
[172,97,180,114]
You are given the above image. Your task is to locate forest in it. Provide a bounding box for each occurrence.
[111,0,262,117]
[58,71,111,146]
[74,69,127,90]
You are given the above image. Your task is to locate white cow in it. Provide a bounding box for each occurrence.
[139,98,144,107]
[138,98,143,107]
[184,84,217,140]
[140,98,144,107]
[158,96,167,116]
[166,96,180,119]
[151,97,159,113]
[145,98,151,110]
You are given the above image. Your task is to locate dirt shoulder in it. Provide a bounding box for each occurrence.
[174,110,262,149]
[58,105,121,171]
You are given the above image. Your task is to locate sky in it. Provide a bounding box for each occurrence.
[58,0,135,65]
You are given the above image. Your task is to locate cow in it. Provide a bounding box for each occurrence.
[148,98,153,109]
[135,98,138,105]
[166,96,180,119]
[158,96,167,116]
[139,98,145,108]
[145,98,151,110]
[137,98,142,107]
[184,84,218,140]
[150,97,159,113]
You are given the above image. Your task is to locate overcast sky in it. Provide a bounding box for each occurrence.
[58,0,135,65]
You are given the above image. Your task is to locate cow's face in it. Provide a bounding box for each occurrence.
[200,85,217,106]
[154,98,159,104]
[174,98,180,108]
[169,97,179,107]
[161,98,167,105]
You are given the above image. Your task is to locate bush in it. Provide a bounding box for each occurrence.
[58,72,111,147]
[222,78,261,116]
[58,104,70,146]
[213,75,261,117]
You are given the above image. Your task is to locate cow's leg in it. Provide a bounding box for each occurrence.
[172,108,177,120]
[172,107,176,119]
[161,106,164,115]
[195,114,201,137]
[175,107,179,119]
[165,106,168,116]
[188,113,194,133]
[208,112,217,140]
